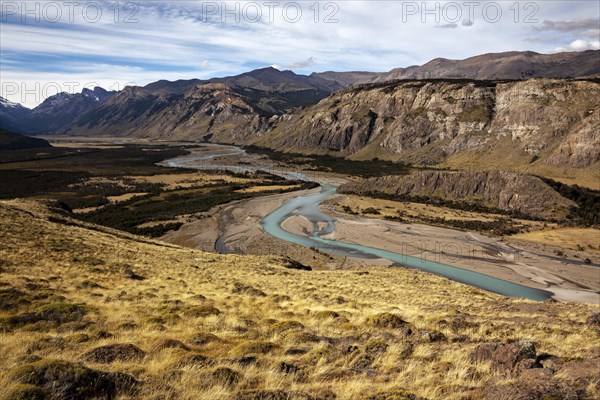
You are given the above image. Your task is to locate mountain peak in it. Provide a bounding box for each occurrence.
[81,87,112,102]
[0,96,29,110]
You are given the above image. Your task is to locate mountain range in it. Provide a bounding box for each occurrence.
[1,50,599,183]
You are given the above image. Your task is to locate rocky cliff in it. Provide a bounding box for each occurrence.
[338,170,577,219]
[255,78,600,172]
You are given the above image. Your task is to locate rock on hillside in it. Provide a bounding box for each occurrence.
[338,170,577,219]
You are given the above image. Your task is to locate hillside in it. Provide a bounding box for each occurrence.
[0,128,52,150]
[372,50,600,81]
[0,97,31,133]
[18,88,115,134]
[58,68,345,141]
[5,51,598,142]
[338,171,577,220]
[254,78,600,187]
[1,198,599,400]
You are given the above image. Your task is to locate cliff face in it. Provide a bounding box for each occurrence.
[338,170,577,219]
[255,79,600,170]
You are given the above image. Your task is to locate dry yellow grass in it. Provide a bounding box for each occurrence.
[511,228,600,254]
[0,199,598,400]
[333,194,550,230]
[335,195,497,222]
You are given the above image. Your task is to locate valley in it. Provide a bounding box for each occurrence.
[1,48,599,400]
[4,137,596,303]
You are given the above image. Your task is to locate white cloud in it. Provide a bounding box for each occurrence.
[285,57,316,70]
[2,1,600,107]
[554,39,600,52]
[536,18,599,32]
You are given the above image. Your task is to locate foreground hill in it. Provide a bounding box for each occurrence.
[0,128,52,150]
[1,199,598,399]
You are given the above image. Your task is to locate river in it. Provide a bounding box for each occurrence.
[163,144,552,301]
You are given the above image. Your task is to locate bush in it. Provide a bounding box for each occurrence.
[270,320,304,334]
[0,303,90,330]
[10,359,136,399]
[200,367,242,388]
[365,313,408,329]
[183,305,221,317]
[229,341,279,356]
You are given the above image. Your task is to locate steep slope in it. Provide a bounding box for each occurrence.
[0,128,52,150]
[338,170,577,219]
[1,199,599,399]
[61,83,267,142]
[255,78,600,180]
[60,68,344,140]
[20,87,115,134]
[374,50,600,81]
[0,96,31,133]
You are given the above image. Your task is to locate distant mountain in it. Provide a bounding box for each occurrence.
[3,51,600,161]
[143,79,203,95]
[0,97,31,133]
[18,87,115,134]
[210,67,343,92]
[0,128,52,150]
[58,67,351,140]
[310,71,381,87]
[253,78,600,183]
[61,82,279,142]
[372,50,600,81]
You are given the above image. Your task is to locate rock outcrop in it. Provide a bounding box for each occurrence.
[256,79,600,171]
[338,170,577,219]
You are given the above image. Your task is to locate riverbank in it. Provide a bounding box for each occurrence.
[162,184,599,303]
[320,194,600,303]
[157,145,600,303]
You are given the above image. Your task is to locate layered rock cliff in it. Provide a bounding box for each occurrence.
[338,170,577,219]
[255,78,600,171]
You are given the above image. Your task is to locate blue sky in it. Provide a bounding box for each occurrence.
[1,0,599,107]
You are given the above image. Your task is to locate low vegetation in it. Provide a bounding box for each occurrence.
[0,199,598,399]
[0,144,317,238]
[541,177,600,226]
[244,145,411,178]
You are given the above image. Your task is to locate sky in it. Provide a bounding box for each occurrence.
[1,0,599,107]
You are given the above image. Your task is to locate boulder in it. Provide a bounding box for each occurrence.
[490,341,538,376]
[469,342,501,362]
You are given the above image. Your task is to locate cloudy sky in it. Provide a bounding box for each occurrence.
[1,0,599,107]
